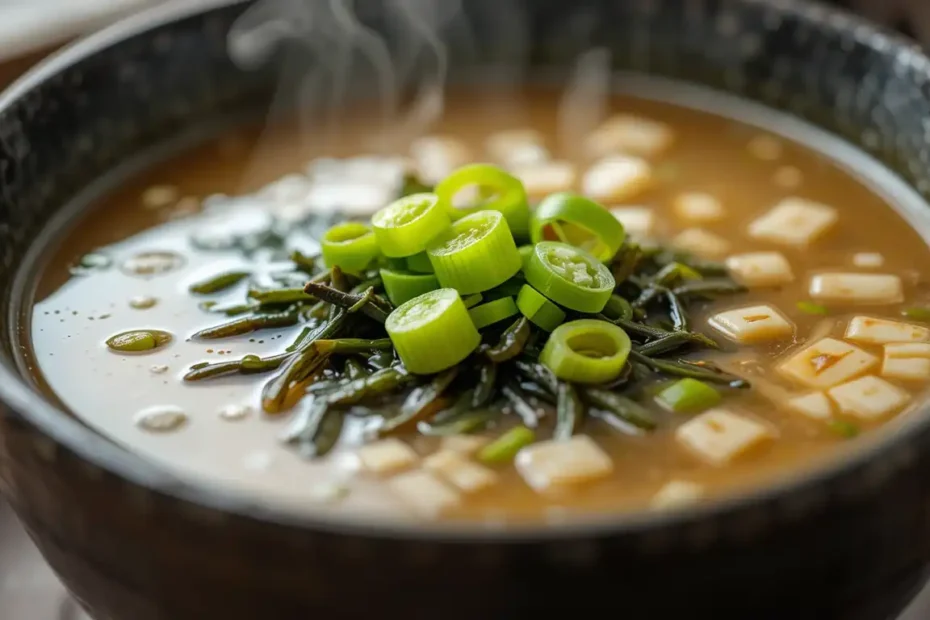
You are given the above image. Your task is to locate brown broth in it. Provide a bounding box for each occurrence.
[22,86,930,525]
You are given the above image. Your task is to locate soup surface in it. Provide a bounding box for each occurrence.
[24,86,930,524]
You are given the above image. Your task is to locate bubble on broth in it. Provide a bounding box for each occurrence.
[149,364,170,374]
[219,403,252,421]
[129,295,159,310]
[135,406,188,433]
[121,251,186,277]
[69,252,112,276]
[141,185,180,209]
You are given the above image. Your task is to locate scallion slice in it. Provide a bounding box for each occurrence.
[531,192,625,261]
[321,222,379,274]
[478,425,535,463]
[380,268,440,306]
[523,241,615,313]
[469,296,519,330]
[539,319,631,384]
[654,378,721,413]
[516,284,566,331]
[372,193,450,258]
[405,251,435,274]
[427,210,522,294]
[435,163,531,236]
[385,288,480,375]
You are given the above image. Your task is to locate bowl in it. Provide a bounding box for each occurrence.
[3,0,930,618]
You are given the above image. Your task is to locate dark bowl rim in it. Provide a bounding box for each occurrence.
[2,0,930,541]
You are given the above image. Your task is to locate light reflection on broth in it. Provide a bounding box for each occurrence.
[24,88,930,524]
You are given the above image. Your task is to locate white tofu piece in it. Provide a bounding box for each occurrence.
[778,337,878,389]
[609,206,654,238]
[672,228,730,259]
[440,435,488,455]
[650,480,704,510]
[708,304,794,344]
[881,343,930,381]
[356,439,418,475]
[515,435,613,492]
[726,252,794,287]
[747,198,838,246]
[423,451,498,493]
[387,470,460,518]
[511,160,576,199]
[585,114,674,158]
[786,392,834,421]
[485,129,549,167]
[827,375,911,420]
[142,185,180,209]
[410,135,472,185]
[673,192,725,222]
[852,252,885,268]
[747,135,783,160]
[582,155,653,202]
[676,409,774,466]
[808,273,904,305]
[845,316,930,345]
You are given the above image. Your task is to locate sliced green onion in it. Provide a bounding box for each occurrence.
[478,425,535,463]
[516,284,566,331]
[654,378,721,413]
[485,278,524,301]
[461,293,483,309]
[829,419,860,438]
[372,193,450,258]
[531,192,625,261]
[902,306,930,323]
[385,288,480,374]
[469,297,519,330]
[539,319,631,384]
[435,163,530,236]
[796,301,829,316]
[601,294,634,321]
[427,210,522,294]
[406,252,435,274]
[321,222,380,274]
[379,268,440,306]
[518,244,534,264]
[523,241,615,313]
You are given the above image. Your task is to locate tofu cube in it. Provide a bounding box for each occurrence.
[778,337,878,389]
[852,252,885,268]
[515,435,613,492]
[882,342,930,381]
[388,470,460,518]
[827,375,911,420]
[582,155,653,202]
[356,439,418,474]
[485,129,549,166]
[511,160,576,199]
[440,435,488,455]
[410,136,472,185]
[610,206,655,238]
[672,228,731,259]
[651,480,704,510]
[845,316,930,345]
[676,409,774,465]
[708,304,794,344]
[786,392,834,421]
[809,273,904,305]
[726,252,794,287]
[673,192,725,222]
[748,198,838,246]
[585,114,674,158]
[424,450,498,493]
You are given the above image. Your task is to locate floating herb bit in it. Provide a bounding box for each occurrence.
[129,295,158,310]
[582,388,656,430]
[478,426,535,464]
[192,311,298,339]
[902,306,930,323]
[135,406,187,432]
[121,251,185,277]
[554,383,583,440]
[655,378,721,413]
[189,270,251,294]
[797,301,829,316]
[106,329,173,353]
[70,252,112,276]
[828,420,860,438]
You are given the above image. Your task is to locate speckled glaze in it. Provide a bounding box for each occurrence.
[2,0,930,618]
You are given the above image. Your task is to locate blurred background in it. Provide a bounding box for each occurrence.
[0,0,929,618]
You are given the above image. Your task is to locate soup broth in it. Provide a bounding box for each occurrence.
[24,87,930,524]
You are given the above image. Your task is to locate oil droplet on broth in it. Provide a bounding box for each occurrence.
[219,403,251,421]
[121,251,185,277]
[129,295,159,310]
[135,406,187,433]
[149,364,170,374]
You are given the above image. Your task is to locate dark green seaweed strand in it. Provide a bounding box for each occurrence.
[501,379,542,428]
[472,363,498,408]
[664,288,690,331]
[554,382,584,440]
[418,408,494,436]
[629,351,748,387]
[635,332,694,357]
[290,250,318,274]
[329,338,393,354]
[582,388,656,431]
[189,271,251,294]
[484,316,530,362]
[281,397,343,459]
[304,281,389,324]
[431,388,478,425]
[367,350,394,370]
[672,279,746,298]
[653,251,728,277]
[192,310,299,339]
[248,287,316,306]
[518,381,556,404]
[344,358,370,380]
[379,367,459,435]
[200,301,257,316]
[631,285,662,309]
[611,243,643,285]
[326,367,412,407]
[513,360,559,394]
[286,326,313,353]
[183,359,243,381]
[610,317,717,349]
[281,396,328,443]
